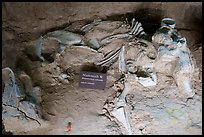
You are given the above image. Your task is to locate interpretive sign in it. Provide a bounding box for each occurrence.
[79,71,107,90]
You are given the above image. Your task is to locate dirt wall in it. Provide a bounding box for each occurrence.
[2,2,202,42]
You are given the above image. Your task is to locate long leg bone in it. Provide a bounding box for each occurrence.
[111,82,132,135]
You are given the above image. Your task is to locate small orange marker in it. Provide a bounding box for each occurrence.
[66,122,72,132]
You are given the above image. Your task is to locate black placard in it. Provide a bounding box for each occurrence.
[79,71,107,90]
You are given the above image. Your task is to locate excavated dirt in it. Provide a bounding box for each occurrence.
[2,2,202,135]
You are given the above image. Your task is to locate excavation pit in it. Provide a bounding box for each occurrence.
[2,2,202,135]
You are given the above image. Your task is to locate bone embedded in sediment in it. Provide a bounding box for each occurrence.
[111,107,132,135]
[87,38,101,50]
[152,26,174,46]
[109,79,132,134]
[100,33,129,45]
[138,39,157,54]
[153,46,179,76]
[130,21,139,35]
[137,64,157,87]
[152,23,195,98]
[44,30,85,46]
[173,49,195,98]
[130,18,136,30]
[137,74,157,87]
[72,45,99,53]
[95,47,122,67]
[116,81,129,107]
[119,46,126,73]
[183,79,195,98]
[80,19,102,33]
[98,39,126,55]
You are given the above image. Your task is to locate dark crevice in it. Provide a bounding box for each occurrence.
[105,8,164,35]
[41,53,55,63]
[81,63,108,73]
